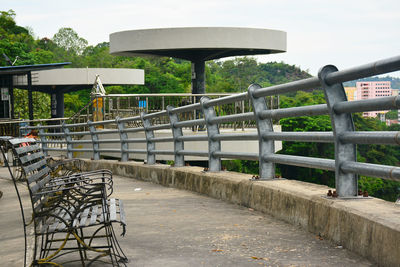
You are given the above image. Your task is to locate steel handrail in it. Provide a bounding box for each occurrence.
[19,55,400,198]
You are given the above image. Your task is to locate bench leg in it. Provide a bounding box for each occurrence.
[75,229,87,267]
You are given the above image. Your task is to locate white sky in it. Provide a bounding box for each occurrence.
[2,0,400,78]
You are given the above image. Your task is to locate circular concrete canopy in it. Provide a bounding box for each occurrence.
[109,27,286,61]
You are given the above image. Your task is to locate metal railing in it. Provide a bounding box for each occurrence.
[93,92,273,130]
[0,92,270,136]
[20,55,400,198]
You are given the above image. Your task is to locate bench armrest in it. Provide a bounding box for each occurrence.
[49,169,114,196]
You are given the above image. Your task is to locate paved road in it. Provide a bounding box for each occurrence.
[0,168,373,266]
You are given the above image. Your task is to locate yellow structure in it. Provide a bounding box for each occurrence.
[92,97,104,122]
[344,87,357,101]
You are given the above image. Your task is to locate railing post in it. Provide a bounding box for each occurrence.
[167,105,184,167]
[37,124,48,157]
[116,116,129,162]
[193,96,197,132]
[141,112,155,165]
[62,122,73,159]
[87,121,100,160]
[248,84,275,179]
[242,100,245,131]
[319,65,357,197]
[117,97,120,117]
[200,96,221,171]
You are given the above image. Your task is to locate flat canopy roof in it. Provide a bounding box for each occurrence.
[110,27,287,61]
[13,68,145,94]
[0,62,71,75]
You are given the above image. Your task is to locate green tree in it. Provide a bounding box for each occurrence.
[0,9,35,65]
[82,42,117,68]
[385,110,398,120]
[13,89,51,119]
[53,27,88,55]
[277,90,335,186]
[52,27,88,64]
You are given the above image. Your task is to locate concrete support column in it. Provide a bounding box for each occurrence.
[192,60,205,128]
[51,90,64,118]
[191,60,205,95]
[56,91,64,118]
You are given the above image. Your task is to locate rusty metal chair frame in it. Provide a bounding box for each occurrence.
[1,137,127,267]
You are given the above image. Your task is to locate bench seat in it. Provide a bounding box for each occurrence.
[38,198,126,235]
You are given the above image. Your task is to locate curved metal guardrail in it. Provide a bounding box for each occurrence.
[21,55,400,198]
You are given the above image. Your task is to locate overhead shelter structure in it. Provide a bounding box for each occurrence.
[0,65,144,120]
[0,63,70,120]
[109,27,287,94]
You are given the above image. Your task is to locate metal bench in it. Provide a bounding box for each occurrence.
[0,135,83,181]
[1,137,128,266]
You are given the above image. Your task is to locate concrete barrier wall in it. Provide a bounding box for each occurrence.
[83,160,400,266]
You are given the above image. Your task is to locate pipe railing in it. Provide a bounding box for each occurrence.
[20,55,400,198]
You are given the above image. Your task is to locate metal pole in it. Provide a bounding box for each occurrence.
[141,112,155,164]
[248,84,275,180]
[117,97,120,117]
[27,71,34,122]
[88,121,100,160]
[62,122,73,159]
[108,97,112,120]
[10,77,14,119]
[234,101,237,131]
[319,65,357,197]
[167,105,184,166]
[193,96,197,132]
[200,96,221,171]
[242,100,245,131]
[38,124,48,157]
[116,117,129,162]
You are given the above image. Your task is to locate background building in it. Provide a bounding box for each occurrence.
[344,87,357,101]
[356,81,392,117]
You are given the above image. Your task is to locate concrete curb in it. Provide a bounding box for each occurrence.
[83,160,400,266]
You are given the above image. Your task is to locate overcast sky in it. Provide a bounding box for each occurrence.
[2,0,400,78]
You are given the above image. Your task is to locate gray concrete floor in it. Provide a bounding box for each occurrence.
[0,167,373,267]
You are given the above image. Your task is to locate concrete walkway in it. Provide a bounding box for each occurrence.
[0,168,373,266]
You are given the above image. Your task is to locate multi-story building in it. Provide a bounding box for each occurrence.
[356,81,392,117]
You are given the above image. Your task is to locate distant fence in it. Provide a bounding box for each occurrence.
[1,92,278,135]
[19,55,400,198]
